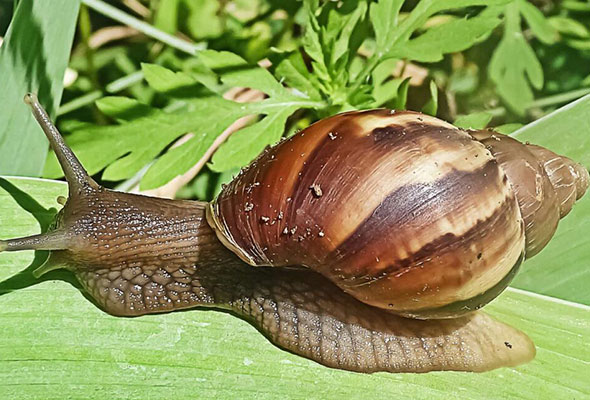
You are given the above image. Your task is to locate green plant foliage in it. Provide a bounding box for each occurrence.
[43,0,519,189]
[0,0,79,176]
[488,0,558,116]
[44,57,323,188]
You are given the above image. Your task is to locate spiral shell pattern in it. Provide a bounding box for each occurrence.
[209,110,537,318]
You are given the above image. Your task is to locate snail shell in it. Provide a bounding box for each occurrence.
[208,110,589,319]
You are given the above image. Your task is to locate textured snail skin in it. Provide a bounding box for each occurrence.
[23,195,536,373]
[2,94,586,373]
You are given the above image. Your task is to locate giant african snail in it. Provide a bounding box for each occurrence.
[0,93,587,373]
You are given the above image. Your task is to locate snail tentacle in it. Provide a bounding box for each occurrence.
[24,92,98,193]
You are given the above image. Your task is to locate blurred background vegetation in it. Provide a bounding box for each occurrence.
[0,0,589,200]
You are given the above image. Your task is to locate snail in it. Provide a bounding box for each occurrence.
[1,93,588,373]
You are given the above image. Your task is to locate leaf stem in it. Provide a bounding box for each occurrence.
[81,0,205,55]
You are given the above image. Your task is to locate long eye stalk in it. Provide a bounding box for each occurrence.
[0,93,95,253]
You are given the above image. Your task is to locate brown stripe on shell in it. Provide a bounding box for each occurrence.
[210,110,526,316]
[317,159,524,313]
[285,119,494,254]
[211,110,462,266]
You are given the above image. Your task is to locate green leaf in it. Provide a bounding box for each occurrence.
[373,0,511,59]
[325,0,368,68]
[510,94,590,304]
[494,123,524,134]
[392,15,502,62]
[548,16,589,38]
[489,2,543,115]
[46,57,323,189]
[141,63,199,95]
[153,0,181,34]
[562,0,590,11]
[301,0,331,84]
[421,80,438,116]
[371,59,403,107]
[275,52,323,101]
[454,112,493,129]
[370,0,404,55]
[182,0,223,39]
[0,177,589,398]
[209,107,297,172]
[95,97,157,122]
[392,77,411,110]
[0,0,79,176]
[137,97,248,189]
[517,0,558,44]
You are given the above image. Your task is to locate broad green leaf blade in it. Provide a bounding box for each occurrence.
[0,0,79,176]
[509,95,590,304]
[512,94,590,167]
[0,177,588,398]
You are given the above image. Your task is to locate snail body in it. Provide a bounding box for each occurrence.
[0,94,587,373]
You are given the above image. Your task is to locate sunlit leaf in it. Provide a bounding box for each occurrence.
[0,177,588,398]
[0,0,79,176]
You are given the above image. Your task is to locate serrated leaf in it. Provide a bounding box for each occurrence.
[454,111,493,129]
[392,15,502,62]
[138,100,247,189]
[43,96,245,183]
[518,0,558,44]
[302,0,331,83]
[0,177,589,398]
[328,0,368,67]
[373,0,511,59]
[47,57,323,189]
[370,0,404,55]
[209,107,297,172]
[489,2,543,115]
[182,0,223,39]
[275,52,322,101]
[0,0,79,176]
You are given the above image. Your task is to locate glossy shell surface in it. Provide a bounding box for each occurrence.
[209,110,526,318]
